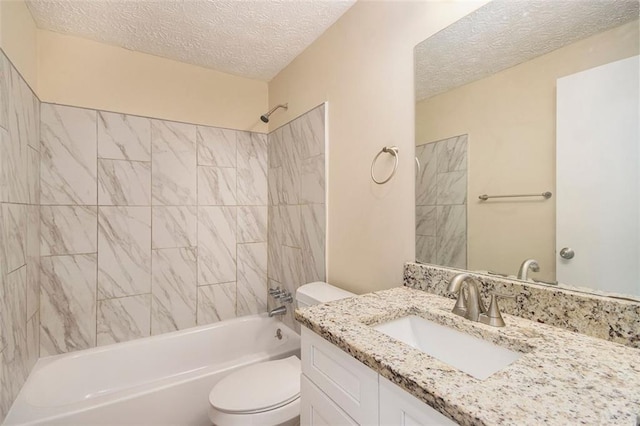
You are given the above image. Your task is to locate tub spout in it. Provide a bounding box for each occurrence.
[268,306,287,317]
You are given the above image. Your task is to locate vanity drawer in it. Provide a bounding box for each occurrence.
[301,327,379,425]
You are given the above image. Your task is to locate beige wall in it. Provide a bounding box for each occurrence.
[0,0,38,90]
[38,30,268,132]
[415,20,639,281]
[0,0,267,132]
[268,0,488,294]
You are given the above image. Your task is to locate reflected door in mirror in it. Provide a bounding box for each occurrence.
[556,55,640,296]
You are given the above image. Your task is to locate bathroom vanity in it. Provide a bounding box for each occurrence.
[300,325,456,425]
[295,286,640,425]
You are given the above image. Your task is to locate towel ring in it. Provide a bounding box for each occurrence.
[371,146,399,184]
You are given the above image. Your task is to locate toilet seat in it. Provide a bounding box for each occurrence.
[209,356,301,425]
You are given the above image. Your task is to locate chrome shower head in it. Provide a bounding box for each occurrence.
[260,103,288,123]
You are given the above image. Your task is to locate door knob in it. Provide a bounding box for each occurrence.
[559,247,575,259]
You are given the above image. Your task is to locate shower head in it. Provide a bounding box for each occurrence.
[260,103,288,123]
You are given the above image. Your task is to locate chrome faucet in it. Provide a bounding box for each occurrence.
[517,259,540,280]
[268,306,287,317]
[268,286,293,317]
[447,273,486,322]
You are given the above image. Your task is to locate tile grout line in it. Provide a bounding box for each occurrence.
[95,109,99,348]
[194,126,199,327]
[149,120,154,337]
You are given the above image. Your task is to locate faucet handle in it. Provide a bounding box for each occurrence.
[479,293,515,327]
[279,292,293,303]
[269,287,284,297]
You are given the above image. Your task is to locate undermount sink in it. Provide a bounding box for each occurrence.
[372,315,523,380]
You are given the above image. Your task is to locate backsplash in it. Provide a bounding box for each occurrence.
[267,105,326,332]
[0,51,41,417]
[404,262,640,348]
[39,103,268,355]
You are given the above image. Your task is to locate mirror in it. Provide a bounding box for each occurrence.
[414,0,640,299]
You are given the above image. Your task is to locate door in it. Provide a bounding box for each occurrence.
[556,55,639,295]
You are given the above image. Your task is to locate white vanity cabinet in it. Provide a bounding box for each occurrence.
[300,327,457,426]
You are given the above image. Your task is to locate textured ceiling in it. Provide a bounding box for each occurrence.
[26,0,355,81]
[415,0,640,101]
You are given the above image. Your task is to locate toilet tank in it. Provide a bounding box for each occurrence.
[295,282,354,308]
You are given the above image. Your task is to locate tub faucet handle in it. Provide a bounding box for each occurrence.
[275,289,293,303]
[269,287,284,297]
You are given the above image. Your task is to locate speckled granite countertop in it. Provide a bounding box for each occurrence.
[295,287,640,426]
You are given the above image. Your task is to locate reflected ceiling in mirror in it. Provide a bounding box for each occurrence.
[415,0,638,102]
[414,0,640,300]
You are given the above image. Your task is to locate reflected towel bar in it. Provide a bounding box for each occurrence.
[479,191,552,201]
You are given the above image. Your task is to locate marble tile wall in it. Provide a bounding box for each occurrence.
[267,104,326,331]
[0,51,41,420]
[39,103,268,356]
[415,135,467,269]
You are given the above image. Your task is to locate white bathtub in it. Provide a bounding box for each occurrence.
[5,314,300,425]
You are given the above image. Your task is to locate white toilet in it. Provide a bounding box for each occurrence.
[208,282,354,426]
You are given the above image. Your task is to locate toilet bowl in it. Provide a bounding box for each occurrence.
[208,282,354,426]
[208,356,301,426]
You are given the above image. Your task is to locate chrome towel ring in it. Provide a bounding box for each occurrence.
[371,146,399,184]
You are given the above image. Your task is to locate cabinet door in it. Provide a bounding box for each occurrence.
[301,374,359,426]
[301,328,379,425]
[379,377,458,426]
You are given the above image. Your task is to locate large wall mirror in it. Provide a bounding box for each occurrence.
[414,0,640,299]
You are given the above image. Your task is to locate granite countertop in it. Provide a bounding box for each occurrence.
[294,287,640,426]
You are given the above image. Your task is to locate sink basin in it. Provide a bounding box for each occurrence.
[372,315,523,380]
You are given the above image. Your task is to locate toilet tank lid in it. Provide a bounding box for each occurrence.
[296,282,354,306]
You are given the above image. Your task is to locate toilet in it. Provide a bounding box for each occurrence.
[208,282,354,426]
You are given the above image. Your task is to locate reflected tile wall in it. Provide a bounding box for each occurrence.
[415,135,467,268]
[267,104,326,331]
[37,102,269,362]
[437,205,467,269]
[0,50,40,421]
